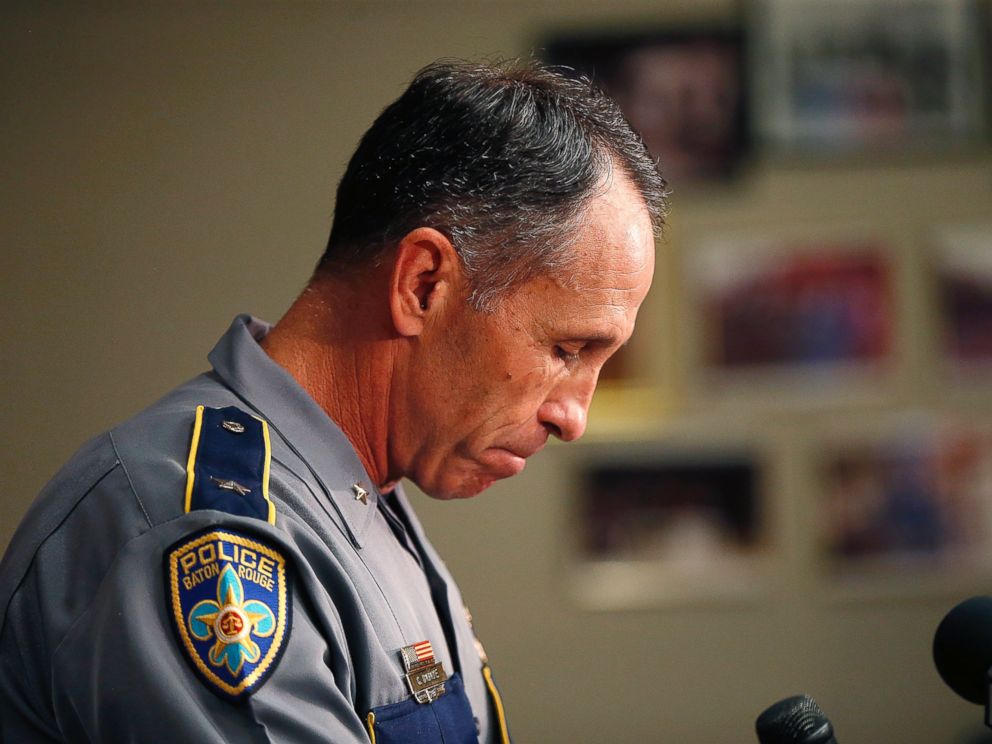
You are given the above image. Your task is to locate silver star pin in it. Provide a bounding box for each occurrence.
[352,483,369,505]
[210,476,252,496]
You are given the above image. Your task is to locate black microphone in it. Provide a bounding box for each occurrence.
[933,595,992,724]
[755,694,838,744]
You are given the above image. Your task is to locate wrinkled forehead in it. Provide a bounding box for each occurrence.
[499,241,654,342]
[559,223,655,302]
[567,241,654,293]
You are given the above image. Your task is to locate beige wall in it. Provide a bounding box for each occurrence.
[3,3,991,742]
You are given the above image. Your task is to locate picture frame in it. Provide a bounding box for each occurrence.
[543,27,749,185]
[751,0,987,155]
[814,414,992,589]
[685,230,896,391]
[567,441,770,609]
[932,224,992,379]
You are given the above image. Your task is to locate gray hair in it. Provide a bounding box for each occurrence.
[320,59,669,311]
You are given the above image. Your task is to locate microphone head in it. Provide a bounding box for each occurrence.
[933,595,992,705]
[755,694,837,744]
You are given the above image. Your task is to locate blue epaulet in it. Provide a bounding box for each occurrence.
[184,405,276,525]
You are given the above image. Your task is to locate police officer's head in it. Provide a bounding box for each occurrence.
[293,59,664,499]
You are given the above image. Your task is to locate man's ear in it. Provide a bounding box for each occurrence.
[389,227,462,337]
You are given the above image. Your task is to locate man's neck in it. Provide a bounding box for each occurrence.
[260,275,395,489]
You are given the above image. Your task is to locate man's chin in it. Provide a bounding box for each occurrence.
[438,479,495,500]
[416,454,528,500]
[422,471,500,500]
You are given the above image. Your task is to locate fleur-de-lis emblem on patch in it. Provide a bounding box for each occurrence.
[187,564,276,675]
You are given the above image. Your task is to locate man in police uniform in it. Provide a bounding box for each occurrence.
[0,60,666,742]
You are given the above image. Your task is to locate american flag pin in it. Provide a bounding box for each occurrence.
[400,640,448,704]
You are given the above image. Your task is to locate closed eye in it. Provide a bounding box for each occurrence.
[555,345,582,364]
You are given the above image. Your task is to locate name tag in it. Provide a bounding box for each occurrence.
[401,640,448,704]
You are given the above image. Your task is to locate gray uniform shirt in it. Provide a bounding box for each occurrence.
[0,315,505,743]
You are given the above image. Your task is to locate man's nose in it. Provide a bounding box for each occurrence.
[538,376,595,442]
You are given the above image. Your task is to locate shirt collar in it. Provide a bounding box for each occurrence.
[207,314,379,547]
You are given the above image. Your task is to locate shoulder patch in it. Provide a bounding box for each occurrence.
[166,528,291,701]
[185,405,275,524]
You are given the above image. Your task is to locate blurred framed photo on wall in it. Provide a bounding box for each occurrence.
[543,28,748,186]
[568,444,770,609]
[686,232,896,389]
[932,225,992,379]
[816,415,992,587]
[751,0,987,154]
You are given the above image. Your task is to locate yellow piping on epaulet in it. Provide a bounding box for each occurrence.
[184,405,205,514]
[483,664,510,744]
[366,711,376,744]
[260,418,275,525]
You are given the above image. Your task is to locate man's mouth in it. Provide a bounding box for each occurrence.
[482,448,528,478]
[482,439,547,478]
[501,438,547,461]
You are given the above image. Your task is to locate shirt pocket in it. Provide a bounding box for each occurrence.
[366,672,478,744]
